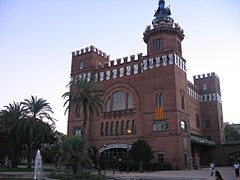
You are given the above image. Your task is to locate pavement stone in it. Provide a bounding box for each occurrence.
[105,167,237,180]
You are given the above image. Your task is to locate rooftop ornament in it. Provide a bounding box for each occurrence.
[152,0,174,28]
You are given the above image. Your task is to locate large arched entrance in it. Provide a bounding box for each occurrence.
[98,143,131,170]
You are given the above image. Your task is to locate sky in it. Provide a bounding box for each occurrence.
[1,0,240,134]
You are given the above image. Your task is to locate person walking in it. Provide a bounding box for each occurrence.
[215,170,224,180]
[210,161,215,176]
[234,162,239,177]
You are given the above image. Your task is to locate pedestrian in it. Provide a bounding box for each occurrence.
[215,170,224,180]
[234,162,239,177]
[210,161,215,176]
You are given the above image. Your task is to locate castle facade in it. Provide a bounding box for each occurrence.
[67,0,225,169]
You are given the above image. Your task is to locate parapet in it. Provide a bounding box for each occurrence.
[108,53,144,67]
[188,81,199,92]
[193,72,219,80]
[71,45,109,59]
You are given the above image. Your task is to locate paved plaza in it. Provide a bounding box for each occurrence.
[105,167,237,180]
[0,166,237,179]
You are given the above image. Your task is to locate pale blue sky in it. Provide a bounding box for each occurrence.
[1,0,240,134]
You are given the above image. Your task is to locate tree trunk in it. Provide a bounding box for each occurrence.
[27,142,33,168]
[139,161,143,172]
[72,160,77,174]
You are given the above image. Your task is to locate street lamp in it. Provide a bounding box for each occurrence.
[119,157,122,174]
[113,156,116,174]
[103,144,107,175]
[127,146,131,173]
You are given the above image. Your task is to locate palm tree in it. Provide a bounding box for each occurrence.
[20,96,55,168]
[62,77,103,138]
[55,136,93,174]
[0,102,27,167]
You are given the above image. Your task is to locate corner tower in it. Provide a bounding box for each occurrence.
[143,0,184,56]
[193,73,225,144]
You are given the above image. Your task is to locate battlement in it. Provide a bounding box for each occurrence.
[143,22,184,43]
[108,53,143,67]
[173,22,184,34]
[193,72,219,80]
[71,45,110,60]
[188,81,199,92]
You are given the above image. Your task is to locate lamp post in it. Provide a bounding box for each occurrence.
[126,129,131,174]
[127,146,130,174]
[113,156,116,174]
[119,157,122,174]
[103,144,107,175]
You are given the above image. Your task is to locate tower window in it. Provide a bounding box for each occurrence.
[73,127,82,136]
[181,120,187,132]
[80,60,84,69]
[205,118,211,129]
[203,83,207,90]
[153,39,163,52]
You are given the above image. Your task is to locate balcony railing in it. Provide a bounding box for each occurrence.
[103,108,136,119]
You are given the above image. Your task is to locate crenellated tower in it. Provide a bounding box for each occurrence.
[143,0,184,56]
[193,73,225,144]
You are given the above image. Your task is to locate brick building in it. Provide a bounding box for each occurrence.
[67,0,226,169]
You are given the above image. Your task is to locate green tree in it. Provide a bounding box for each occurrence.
[129,139,154,171]
[55,136,93,174]
[41,131,67,163]
[225,124,240,141]
[0,102,26,167]
[19,96,55,168]
[62,77,103,138]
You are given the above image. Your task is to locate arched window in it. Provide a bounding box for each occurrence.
[105,91,133,112]
[115,121,119,135]
[121,121,124,135]
[156,93,163,107]
[110,122,114,135]
[112,91,126,111]
[101,123,104,136]
[126,120,131,134]
[181,120,187,132]
[105,122,109,136]
[153,38,164,52]
[127,94,133,109]
[131,119,136,134]
[105,97,111,112]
